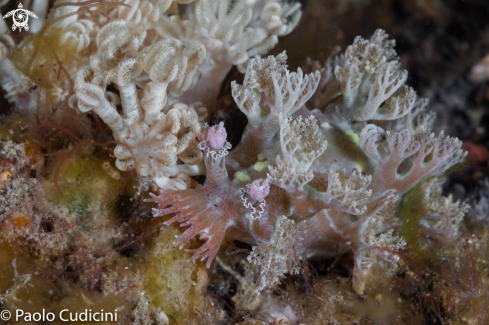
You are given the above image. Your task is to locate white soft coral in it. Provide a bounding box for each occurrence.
[71,24,208,189]
[248,215,306,291]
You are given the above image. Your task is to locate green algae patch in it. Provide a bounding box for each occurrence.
[0,115,32,143]
[0,115,41,166]
[142,225,209,322]
[42,151,125,226]
[308,265,416,325]
[321,126,369,172]
[0,243,15,293]
[13,26,78,90]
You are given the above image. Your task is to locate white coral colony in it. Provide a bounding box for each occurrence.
[57,0,302,190]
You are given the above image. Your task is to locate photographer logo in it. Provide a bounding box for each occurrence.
[2,3,38,32]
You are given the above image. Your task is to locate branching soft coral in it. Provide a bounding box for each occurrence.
[359,125,466,196]
[151,30,468,294]
[230,52,321,166]
[248,215,306,291]
[315,29,416,130]
[415,177,469,242]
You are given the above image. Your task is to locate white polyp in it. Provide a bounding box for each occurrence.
[119,83,141,119]
[94,98,125,135]
[154,176,187,190]
[159,160,207,177]
[143,82,169,124]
